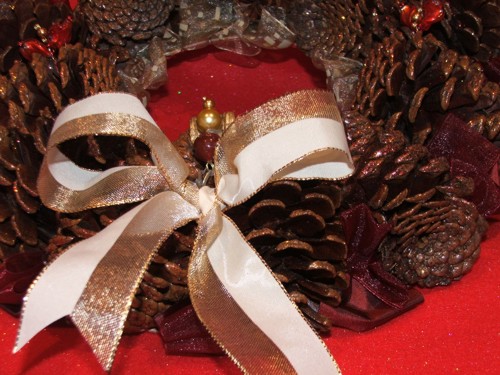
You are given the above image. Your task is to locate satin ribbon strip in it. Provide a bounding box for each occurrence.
[16,90,353,374]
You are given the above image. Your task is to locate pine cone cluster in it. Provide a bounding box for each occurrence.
[339,108,488,287]
[77,0,175,46]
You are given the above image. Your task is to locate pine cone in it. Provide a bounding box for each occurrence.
[287,0,401,60]
[440,0,500,61]
[77,0,175,46]
[340,110,488,287]
[225,179,349,333]
[353,32,500,144]
[125,222,195,333]
[0,0,119,267]
[380,197,488,287]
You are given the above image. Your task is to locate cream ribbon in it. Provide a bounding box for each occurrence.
[15,91,353,374]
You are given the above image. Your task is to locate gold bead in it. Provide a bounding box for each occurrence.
[196,97,222,132]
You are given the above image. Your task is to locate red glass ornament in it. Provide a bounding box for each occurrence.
[193,132,220,163]
[18,39,53,61]
[47,16,73,50]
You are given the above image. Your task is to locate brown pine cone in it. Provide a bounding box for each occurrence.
[77,0,175,46]
[440,0,500,61]
[225,179,349,333]
[353,32,500,144]
[380,197,488,287]
[0,1,119,267]
[287,0,401,61]
[125,222,195,333]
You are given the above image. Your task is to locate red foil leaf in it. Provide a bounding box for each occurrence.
[18,39,53,61]
[47,16,73,50]
[428,113,500,216]
[420,0,445,31]
[154,301,223,356]
[0,251,45,306]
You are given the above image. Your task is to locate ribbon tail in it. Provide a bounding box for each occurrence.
[16,192,199,371]
[189,207,340,375]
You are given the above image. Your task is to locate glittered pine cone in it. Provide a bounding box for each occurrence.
[380,196,488,287]
[287,0,401,61]
[224,179,349,333]
[77,0,175,46]
[440,0,500,61]
[0,30,119,268]
[353,32,500,145]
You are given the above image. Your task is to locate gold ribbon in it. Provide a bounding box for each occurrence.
[15,90,353,374]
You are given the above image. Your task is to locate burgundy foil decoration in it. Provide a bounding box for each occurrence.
[427,113,500,217]
[0,251,45,308]
[320,204,423,332]
[154,301,223,356]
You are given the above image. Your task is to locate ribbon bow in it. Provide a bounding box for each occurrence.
[15,90,353,374]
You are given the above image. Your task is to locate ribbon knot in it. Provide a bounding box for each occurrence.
[15,90,353,374]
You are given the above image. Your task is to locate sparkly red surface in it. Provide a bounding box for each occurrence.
[1,46,499,375]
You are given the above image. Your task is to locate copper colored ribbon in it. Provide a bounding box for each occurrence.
[15,91,353,374]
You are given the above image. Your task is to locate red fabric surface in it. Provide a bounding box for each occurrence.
[0,46,499,375]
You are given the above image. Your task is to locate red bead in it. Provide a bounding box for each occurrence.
[18,39,53,61]
[47,16,73,50]
[194,132,220,163]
